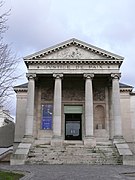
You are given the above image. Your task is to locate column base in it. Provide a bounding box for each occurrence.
[22,135,34,143]
[83,136,96,147]
[113,135,124,144]
[51,136,63,146]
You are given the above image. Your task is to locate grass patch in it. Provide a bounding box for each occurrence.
[0,170,24,180]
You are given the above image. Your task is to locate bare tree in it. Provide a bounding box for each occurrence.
[0,1,21,105]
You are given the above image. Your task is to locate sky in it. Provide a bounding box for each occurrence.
[1,0,135,116]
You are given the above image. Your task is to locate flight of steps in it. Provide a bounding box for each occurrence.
[26,141,122,165]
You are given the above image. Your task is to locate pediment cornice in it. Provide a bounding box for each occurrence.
[24,59,123,67]
[24,39,124,66]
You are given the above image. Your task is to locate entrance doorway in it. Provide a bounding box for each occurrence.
[65,114,82,140]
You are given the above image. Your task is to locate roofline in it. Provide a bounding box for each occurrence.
[23,38,124,60]
[14,87,28,93]
[14,81,134,93]
[120,88,133,92]
[14,83,28,93]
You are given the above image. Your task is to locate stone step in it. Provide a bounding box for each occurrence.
[26,141,122,165]
[64,140,83,145]
[27,158,120,165]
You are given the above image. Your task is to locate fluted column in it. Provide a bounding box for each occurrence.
[111,73,122,137]
[25,73,36,137]
[84,73,94,137]
[53,73,63,137]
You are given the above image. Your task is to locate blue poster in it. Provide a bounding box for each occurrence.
[42,104,53,129]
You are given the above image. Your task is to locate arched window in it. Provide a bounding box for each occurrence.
[94,105,105,129]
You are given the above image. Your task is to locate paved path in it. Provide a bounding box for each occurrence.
[0,164,135,180]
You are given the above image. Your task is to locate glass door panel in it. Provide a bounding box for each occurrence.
[65,114,82,140]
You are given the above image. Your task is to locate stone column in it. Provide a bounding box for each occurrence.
[84,73,96,146]
[111,73,122,138]
[51,74,63,146]
[24,73,36,139]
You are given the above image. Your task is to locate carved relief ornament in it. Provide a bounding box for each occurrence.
[41,87,53,101]
[63,89,84,101]
[93,87,105,101]
[59,47,82,59]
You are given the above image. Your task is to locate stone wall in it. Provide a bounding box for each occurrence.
[120,92,132,141]
[120,91,135,154]
[129,93,135,153]
[0,120,15,147]
[33,76,110,140]
[14,91,27,142]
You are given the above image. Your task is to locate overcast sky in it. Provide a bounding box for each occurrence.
[2,0,135,116]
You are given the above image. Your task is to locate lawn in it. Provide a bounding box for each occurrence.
[0,171,24,180]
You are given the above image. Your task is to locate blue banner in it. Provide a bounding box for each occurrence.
[42,104,53,129]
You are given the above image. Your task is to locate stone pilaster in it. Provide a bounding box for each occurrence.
[111,73,122,138]
[51,74,63,146]
[83,73,96,147]
[24,73,36,139]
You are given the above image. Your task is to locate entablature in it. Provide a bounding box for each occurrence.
[25,59,123,67]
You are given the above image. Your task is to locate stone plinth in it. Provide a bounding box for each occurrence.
[51,137,63,146]
[83,136,96,147]
[10,142,31,165]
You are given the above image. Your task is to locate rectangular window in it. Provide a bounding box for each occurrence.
[41,104,53,130]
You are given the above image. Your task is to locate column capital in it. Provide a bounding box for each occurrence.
[53,73,63,79]
[111,73,121,79]
[84,73,94,79]
[26,73,36,80]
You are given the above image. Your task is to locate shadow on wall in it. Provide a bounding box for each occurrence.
[0,119,15,147]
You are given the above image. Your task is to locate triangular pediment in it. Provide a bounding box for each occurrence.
[24,38,124,61]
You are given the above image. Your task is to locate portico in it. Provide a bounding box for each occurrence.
[23,36,124,144]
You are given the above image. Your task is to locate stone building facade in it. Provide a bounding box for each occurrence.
[11,39,135,165]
